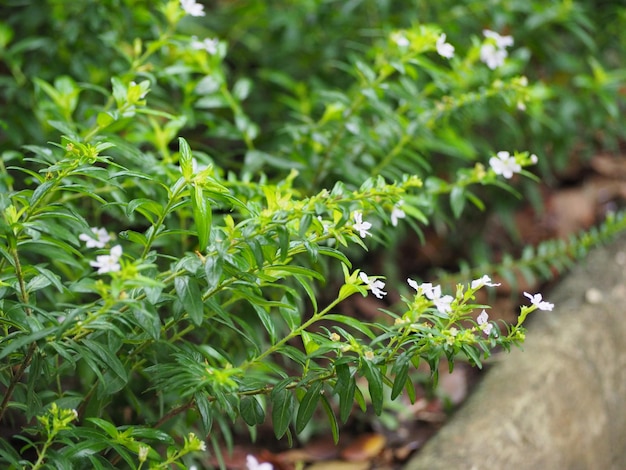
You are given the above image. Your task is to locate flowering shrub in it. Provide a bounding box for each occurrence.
[0,0,623,468]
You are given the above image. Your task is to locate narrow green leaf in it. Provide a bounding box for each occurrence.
[353,384,367,413]
[131,304,160,340]
[462,344,482,369]
[179,137,193,179]
[334,363,356,423]
[361,360,384,415]
[404,375,417,403]
[295,381,323,433]
[251,303,276,343]
[324,314,376,339]
[390,359,409,400]
[87,417,119,438]
[192,183,211,251]
[0,326,56,360]
[175,275,204,326]
[271,388,294,439]
[82,339,128,390]
[319,393,340,444]
[195,392,213,437]
[450,186,465,219]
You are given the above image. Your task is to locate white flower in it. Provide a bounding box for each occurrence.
[246,455,274,470]
[191,37,219,55]
[483,29,514,49]
[523,292,554,311]
[471,275,501,289]
[352,211,372,238]
[436,34,455,59]
[407,278,419,291]
[433,295,453,315]
[480,29,513,69]
[480,43,508,69]
[79,227,112,249]
[530,153,538,164]
[421,282,453,315]
[359,272,387,299]
[391,202,406,227]
[489,151,521,179]
[392,32,410,48]
[180,0,205,17]
[477,309,493,335]
[89,245,122,274]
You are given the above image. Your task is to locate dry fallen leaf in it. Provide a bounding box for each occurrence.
[340,433,387,461]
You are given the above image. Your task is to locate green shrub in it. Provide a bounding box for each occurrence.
[0,0,624,468]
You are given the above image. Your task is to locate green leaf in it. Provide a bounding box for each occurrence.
[334,363,356,423]
[191,182,211,252]
[175,275,204,326]
[81,339,128,393]
[126,198,164,223]
[300,331,320,356]
[295,381,322,433]
[319,393,340,444]
[178,137,193,180]
[323,314,376,339]
[87,417,119,439]
[450,186,465,219]
[97,111,115,128]
[130,302,161,340]
[0,326,56,360]
[111,76,126,107]
[251,303,276,343]
[204,252,222,289]
[462,344,482,369]
[240,396,265,426]
[390,358,409,400]
[195,392,213,437]
[361,359,383,415]
[271,387,294,439]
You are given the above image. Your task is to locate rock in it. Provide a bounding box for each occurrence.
[405,233,626,470]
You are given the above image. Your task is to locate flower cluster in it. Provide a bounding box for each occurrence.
[90,245,123,274]
[390,202,406,227]
[391,32,410,48]
[246,455,273,470]
[79,227,111,249]
[480,29,514,69]
[180,0,205,17]
[359,272,387,299]
[80,227,122,274]
[524,292,554,311]
[391,30,455,60]
[489,151,521,179]
[477,309,493,336]
[407,280,454,315]
[436,33,455,59]
[191,37,220,55]
[352,211,372,238]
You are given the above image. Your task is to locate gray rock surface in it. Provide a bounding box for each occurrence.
[406,234,626,470]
